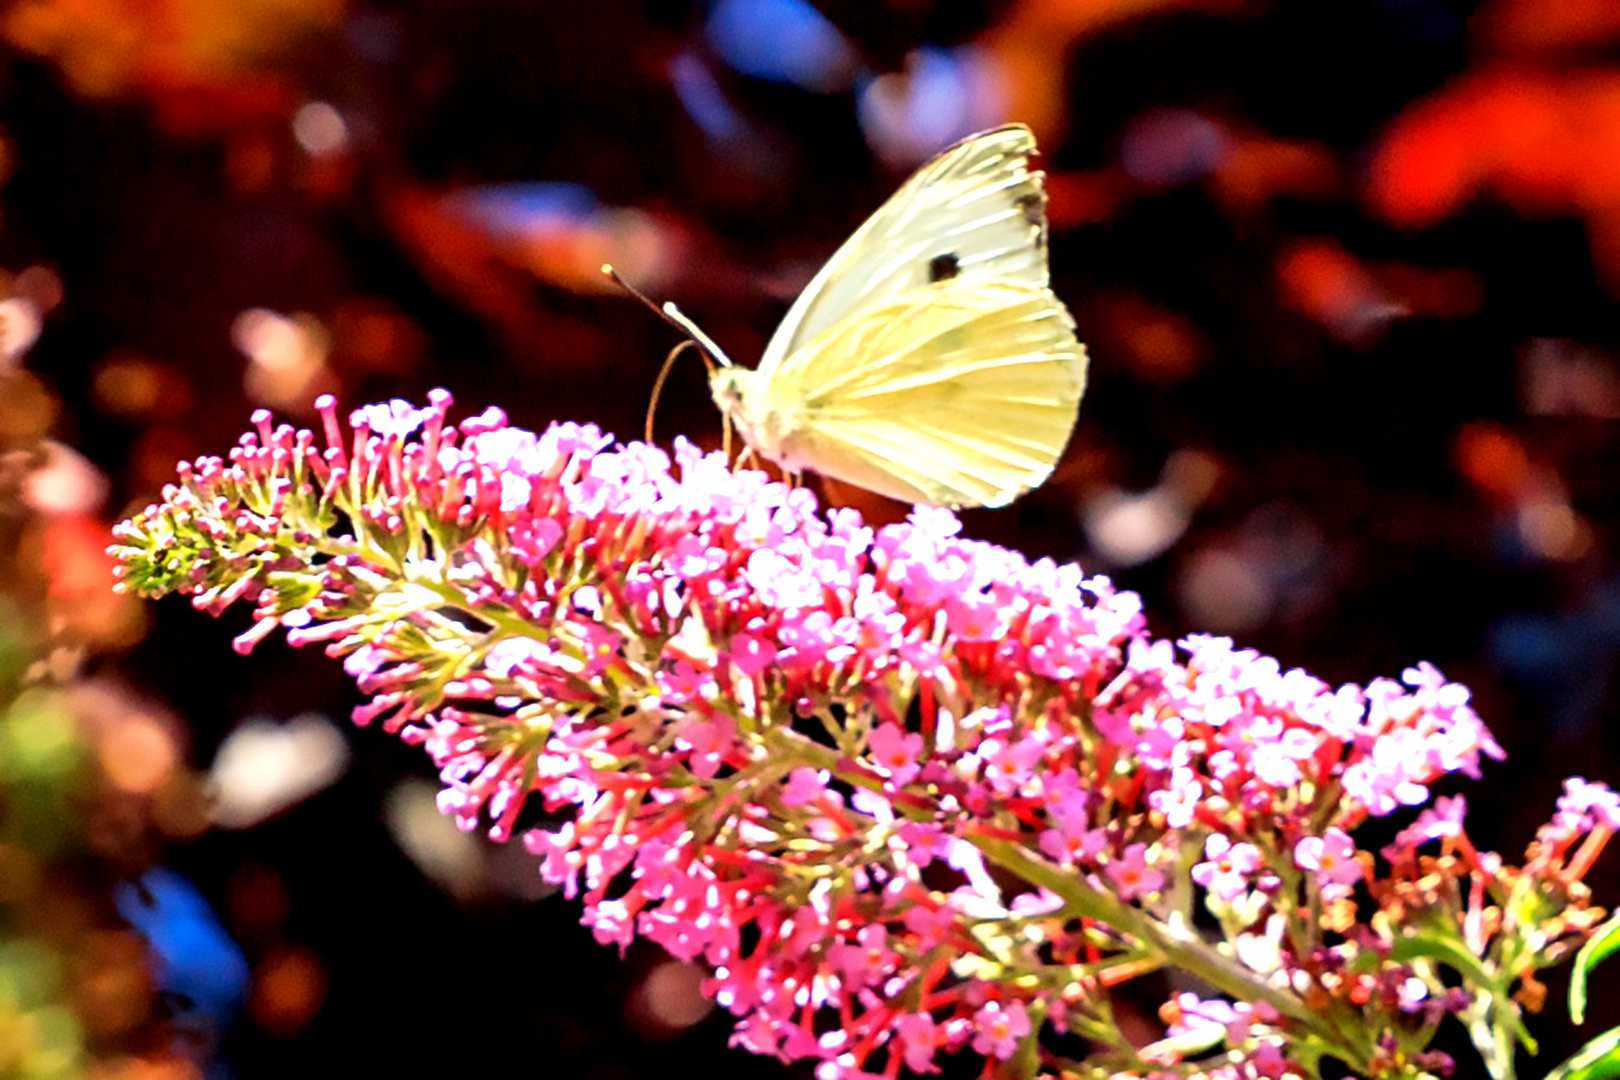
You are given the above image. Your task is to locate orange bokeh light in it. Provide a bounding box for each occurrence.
[98,713,178,795]
[1453,421,1533,502]
[249,946,328,1039]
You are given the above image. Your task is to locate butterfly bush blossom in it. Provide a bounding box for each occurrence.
[111,392,1615,1080]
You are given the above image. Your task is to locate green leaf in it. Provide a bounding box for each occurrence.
[1545,1026,1620,1080]
[1390,929,1498,988]
[1389,929,1538,1054]
[1571,911,1620,1025]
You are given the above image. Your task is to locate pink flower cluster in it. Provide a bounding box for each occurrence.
[111,393,1612,1080]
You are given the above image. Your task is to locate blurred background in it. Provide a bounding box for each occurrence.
[0,0,1617,1076]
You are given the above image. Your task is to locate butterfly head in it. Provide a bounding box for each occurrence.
[709,367,747,416]
[710,365,788,464]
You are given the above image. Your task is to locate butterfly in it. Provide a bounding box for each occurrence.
[656,124,1087,509]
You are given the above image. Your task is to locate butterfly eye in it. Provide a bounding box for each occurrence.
[928,253,960,283]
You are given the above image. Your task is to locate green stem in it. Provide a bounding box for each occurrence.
[762,726,1370,1072]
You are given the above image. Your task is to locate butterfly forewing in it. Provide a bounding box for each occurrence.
[707,124,1087,508]
[762,280,1087,508]
[756,125,1049,376]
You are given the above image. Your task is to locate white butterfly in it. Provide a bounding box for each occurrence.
[668,124,1088,509]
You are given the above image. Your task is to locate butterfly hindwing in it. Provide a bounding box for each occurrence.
[756,125,1049,376]
[760,279,1086,508]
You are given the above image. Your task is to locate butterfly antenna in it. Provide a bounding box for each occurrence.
[601,264,741,463]
[601,264,734,368]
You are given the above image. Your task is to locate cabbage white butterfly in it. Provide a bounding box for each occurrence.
[655,124,1087,509]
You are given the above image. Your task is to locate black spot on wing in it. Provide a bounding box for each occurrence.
[928,253,960,283]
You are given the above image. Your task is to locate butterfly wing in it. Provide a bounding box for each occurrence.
[755,279,1086,508]
[755,125,1049,377]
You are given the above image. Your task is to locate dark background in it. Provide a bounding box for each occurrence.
[2,0,1619,1077]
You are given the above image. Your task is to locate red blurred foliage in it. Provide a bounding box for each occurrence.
[1453,420,1535,504]
[1046,125,1339,235]
[1210,129,1341,214]
[1370,67,1620,290]
[981,0,1245,139]
[3,0,343,131]
[1045,169,1132,228]
[1083,290,1210,384]
[1275,238,1394,343]
[32,514,142,646]
[382,185,558,354]
[1370,70,1620,226]
[1473,0,1620,53]
[134,75,296,137]
[1374,262,1484,320]
[1276,238,1485,342]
